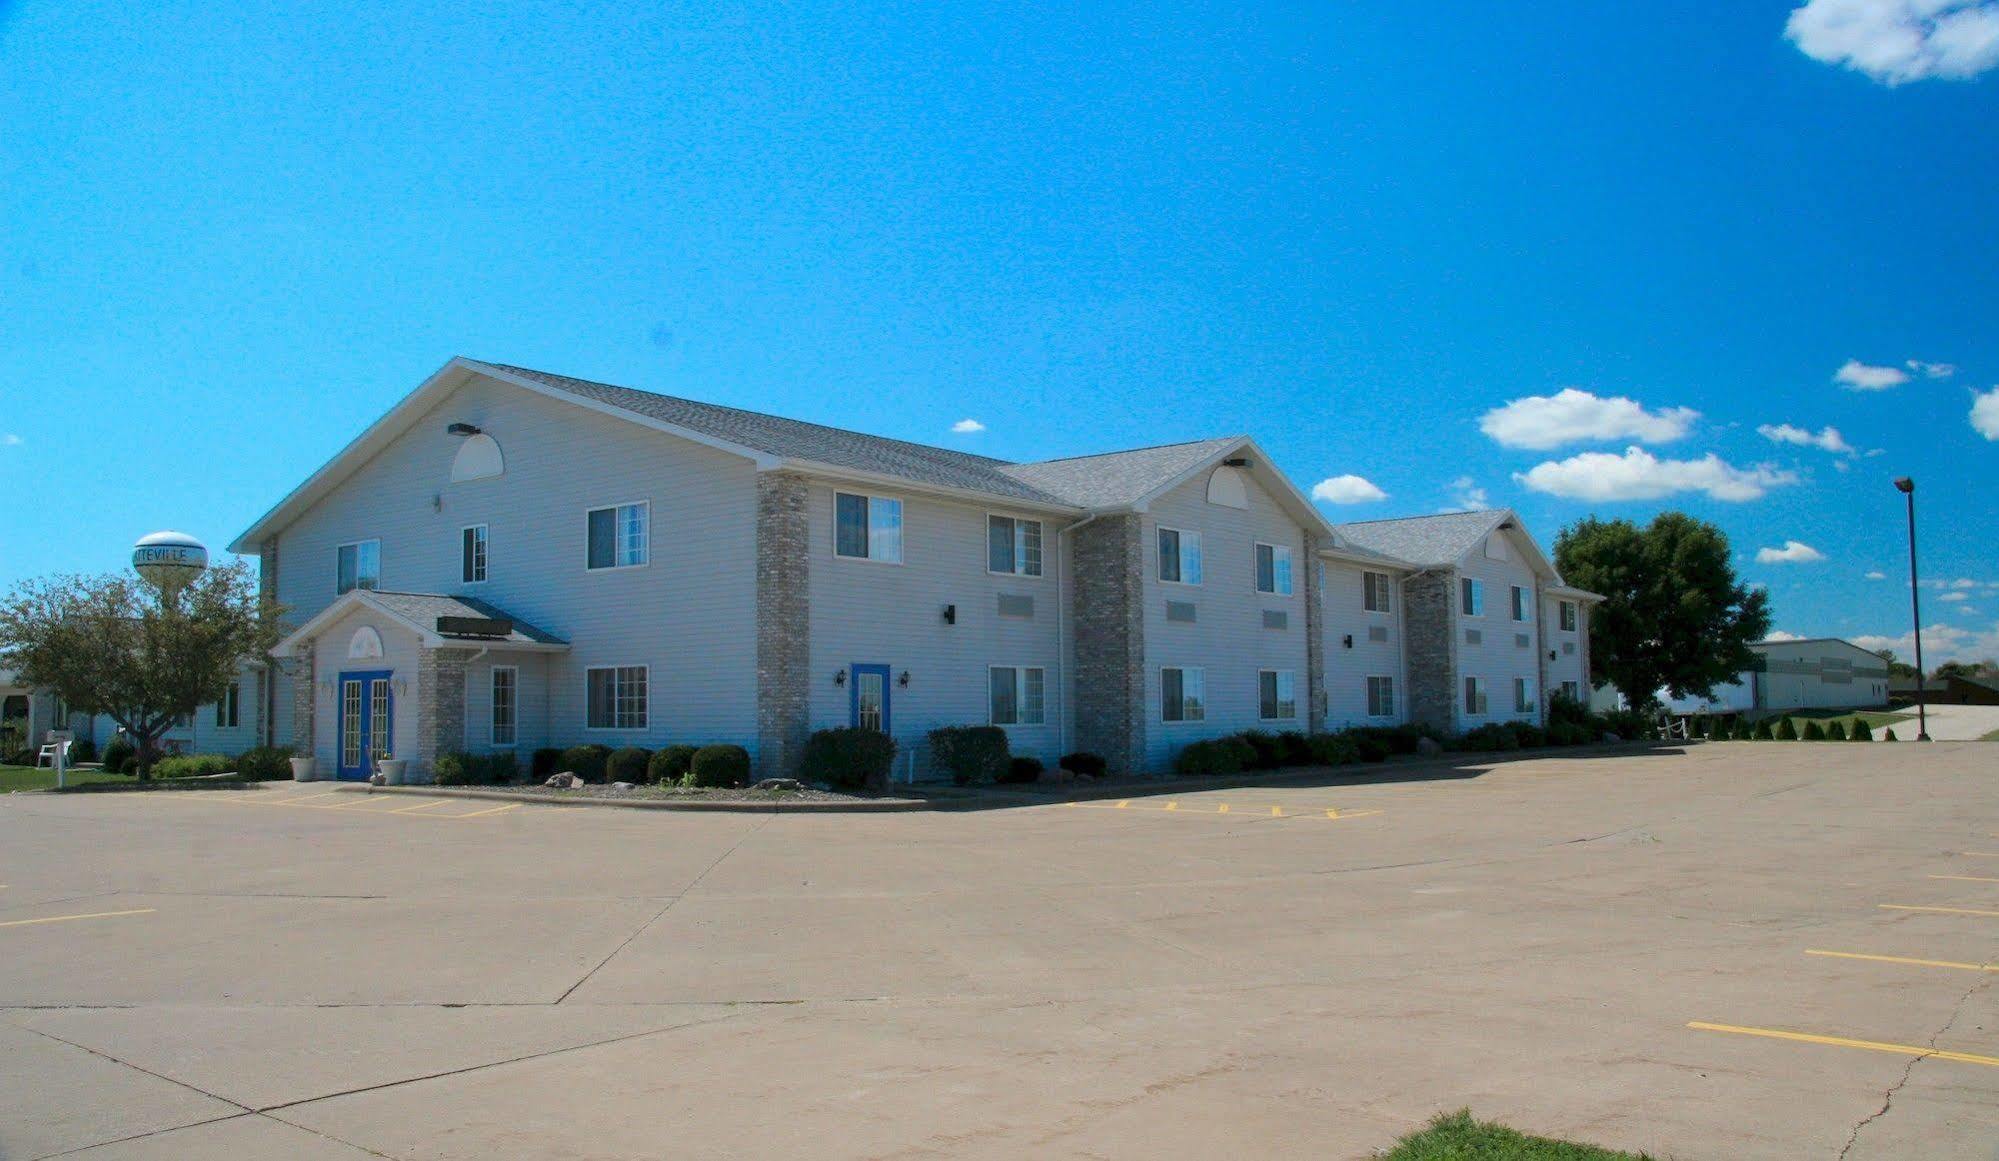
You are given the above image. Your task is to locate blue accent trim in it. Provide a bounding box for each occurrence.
[849,663,891,734]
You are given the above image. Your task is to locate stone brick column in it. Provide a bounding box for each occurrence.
[1302,538,1329,733]
[416,647,474,779]
[290,641,316,754]
[1403,571,1458,733]
[1072,515,1147,774]
[755,472,811,778]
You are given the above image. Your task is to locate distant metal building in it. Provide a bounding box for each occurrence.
[1662,637,1891,715]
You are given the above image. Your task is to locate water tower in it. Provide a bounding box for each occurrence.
[132,531,208,599]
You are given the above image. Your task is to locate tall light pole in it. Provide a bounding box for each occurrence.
[1893,478,1929,742]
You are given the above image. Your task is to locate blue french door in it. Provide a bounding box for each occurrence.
[849,664,891,735]
[337,670,393,780]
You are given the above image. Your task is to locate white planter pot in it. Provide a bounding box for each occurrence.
[378,759,409,786]
[289,756,317,782]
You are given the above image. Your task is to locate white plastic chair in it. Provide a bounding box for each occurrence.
[36,739,71,768]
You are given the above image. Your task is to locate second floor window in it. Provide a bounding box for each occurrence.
[988,516,1042,576]
[1363,571,1393,613]
[1158,528,1202,585]
[214,683,240,728]
[1255,544,1293,595]
[336,540,380,594]
[835,492,903,563]
[586,503,648,570]
[1511,585,1530,622]
[1559,601,1578,632]
[1461,577,1484,616]
[462,525,488,583]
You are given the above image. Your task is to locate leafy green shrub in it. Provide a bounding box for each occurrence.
[606,746,652,783]
[1308,732,1361,766]
[1059,752,1107,777]
[1882,727,1898,741]
[1276,731,1313,766]
[1753,717,1775,740]
[532,748,564,779]
[1691,714,1710,742]
[486,751,519,783]
[801,728,897,791]
[1774,717,1798,740]
[234,746,295,780]
[1825,719,1847,741]
[434,751,480,786]
[1236,730,1283,771]
[1599,708,1655,741]
[70,738,98,763]
[999,756,1044,784]
[1175,737,1254,776]
[1728,718,1750,741]
[1548,689,1593,729]
[1457,723,1521,752]
[102,737,135,775]
[1508,721,1546,749]
[929,725,1010,786]
[685,744,751,788]
[1345,729,1393,763]
[1848,718,1872,741]
[153,753,231,779]
[559,744,613,783]
[648,745,699,785]
[1802,720,1827,741]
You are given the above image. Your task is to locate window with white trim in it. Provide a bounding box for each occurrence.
[1158,528,1202,585]
[585,666,648,729]
[336,539,380,594]
[835,492,903,563]
[1460,577,1484,616]
[1160,666,1206,722]
[1559,601,1578,632]
[491,667,517,746]
[1511,585,1530,622]
[1515,676,1536,714]
[1363,571,1393,613]
[462,525,488,583]
[1464,676,1488,716]
[987,516,1042,576]
[586,503,648,570]
[1255,544,1293,595]
[988,666,1045,725]
[214,683,239,728]
[1366,675,1395,718]
[1560,680,1580,703]
[1258,669,1296,720]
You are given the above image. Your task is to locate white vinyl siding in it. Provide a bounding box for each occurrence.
[586,502,648,570]
[988,666,1045,726]
[462,524,488,583]
[1363,571,1393,613]
[835,492,903,563]
[1255,543,1293,596]
[491,666,517,747]
[335,539,380,595]
[1464,676,1488,717]
[1160,667,1206,722]
[585,666,648,730]
[1157,527,1202,585]
[1258,669,1296,721]
[987,516,1043,577]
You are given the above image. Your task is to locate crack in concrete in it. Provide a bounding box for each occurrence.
[1838,971,1995,1160]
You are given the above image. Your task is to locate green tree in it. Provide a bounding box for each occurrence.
[1872,649,1919,680]
[0,562,280,779]
[1554,513,1771,711]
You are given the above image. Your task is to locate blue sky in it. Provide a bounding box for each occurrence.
[3,2,1996,660]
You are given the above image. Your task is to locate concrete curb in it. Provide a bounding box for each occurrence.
[322,782,928,813]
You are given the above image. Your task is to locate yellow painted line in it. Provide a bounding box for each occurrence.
[388,799,457,814]
[278,791,348,804]
[450,802,522,819]
[1116,800,1130,809]
[0,908,156,929]
[1325,809,1340,820]
[1962,852,1999,858]
[1270,805,1284,817]
[1217,803,1229,814]
[1880,904,1999,918]
[1164,801,1178,811]
[1688,1022,1999,1069]
[1806,949,1999,972]
[1930,874,1999,884]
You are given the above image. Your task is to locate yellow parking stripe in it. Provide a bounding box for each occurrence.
[0,908,156,929]
[388,799,457,814]
[450,802,522,819]
[1807,949,1999,972]
[1930,874,1999,884]
[1880,904,1999,918]
[1688,1022,1999,1069]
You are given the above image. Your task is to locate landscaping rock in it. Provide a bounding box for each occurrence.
[611,781,636,790]
[753,778,803,792]
[545,771,582,789]
[1415,736,1444,757]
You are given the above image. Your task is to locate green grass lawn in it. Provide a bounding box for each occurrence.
[1981,728,1999,742]
[0,764,141,792]
[1382,1111,1653,1160]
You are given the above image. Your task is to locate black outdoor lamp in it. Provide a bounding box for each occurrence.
[1894,477,1930,742]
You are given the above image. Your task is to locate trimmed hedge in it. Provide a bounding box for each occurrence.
[606,746,653,783]
[1175,736,1255,776]
[1731,718,1754,741]
[1802,720,1827,741]
[1825,719,1847,741]
[1753,718,1775,740]
[236,746,294,780]
[685,744,751,788]
[1000,756,1044,784]
[152,753,231,780]
[801,728,897,791]
[1775,717,1799,741]
[1882,727,1899,741]
[648,745,699,785]
[1848,718,1872,741]
[929,725,1009,786]
[434,751,519,786]
[1457,723,1521,753]
[1507,721,1546,749]
[532,748,564,779]
[559,744,613,783]
[1309,732,1361,767]
[1059,752,1107,777]
[102,737,136,775]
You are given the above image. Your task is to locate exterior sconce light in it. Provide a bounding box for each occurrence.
[1342,634,1353,649]
[898,671,911,687]
[833,670,847,687]
[942,604,956,625]
[1548,650,1558,661]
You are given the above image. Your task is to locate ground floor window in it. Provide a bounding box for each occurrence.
[1367,675,1395,718]
[1560,680,1580,703]
[214,683,239,728]
[491,667,517,746]
[1515,677,1536,714]
[586,666,648,730]
[1464,676,1488,717]
[989,666,1045,725]
[1161,667,1205,722]
[1258,669,1296,721]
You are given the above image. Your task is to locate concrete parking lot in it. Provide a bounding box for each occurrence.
[1,743,1994,1159]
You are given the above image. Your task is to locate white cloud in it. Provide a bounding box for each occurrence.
[1512,447,1799,502]
[1953,578,1979,588]
[1787,0,1999,84]
[1865,570,1887,580]
[950,418,985,434]
[1479,389,1699,450]
[1762,630,1808,642]
[1312,474,1388,504]
[1909,359,1957,379]
[1436,476,1489,513]
[1852,620,1999,666]
[1956,606,1981,616]
[1833,359,1912,390]
[1971,387,1999,440]
[1941,590,1970,601]
[0,434,20,446]
[1757,540,1827,564]
[1757,422,1856,455]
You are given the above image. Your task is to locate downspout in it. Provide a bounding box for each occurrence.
[1055,512,1107,758]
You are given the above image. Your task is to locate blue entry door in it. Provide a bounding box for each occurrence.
[337,670,393,780]
[849,664,891,735]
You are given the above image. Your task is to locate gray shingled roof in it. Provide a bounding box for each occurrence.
[472,361,1071,506]
[367,592,566,646]
[1335,510,1509,568]
[996,438,1244,509]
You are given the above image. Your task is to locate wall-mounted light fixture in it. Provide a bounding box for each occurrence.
[1548,650,1558,661]
[446,422,482,437]
[942,604,956,625]
[898,671,911,687]
[833,670,847,687]
[1342,634,1354,649]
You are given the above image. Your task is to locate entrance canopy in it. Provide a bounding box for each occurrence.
[271,591,568,658]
